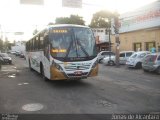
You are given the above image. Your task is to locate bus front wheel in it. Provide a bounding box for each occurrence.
[29,59,33,71]
[40,64,49,82]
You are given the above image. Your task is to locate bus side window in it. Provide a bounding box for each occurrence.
[44,35,49,46]
[39,32,44,50]
[44,30,49,47]
[31,39,33,51]
[33,39,35,51]
[37,35,40,50]
[35,36,39,50]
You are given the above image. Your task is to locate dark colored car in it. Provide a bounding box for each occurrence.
[20,53,25,58]
[0,55,4,67]
[0,53,12,64]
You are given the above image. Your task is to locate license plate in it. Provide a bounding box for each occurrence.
[74,71,82,75]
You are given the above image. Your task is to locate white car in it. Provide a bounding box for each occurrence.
[102,54,116,65]
[97,51,115,63]
[119,51,134,64]
[126,51,150,68]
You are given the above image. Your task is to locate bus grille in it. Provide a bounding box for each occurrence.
[64,63,91,71]
[67,72,88,77]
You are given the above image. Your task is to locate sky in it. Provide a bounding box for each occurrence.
[0,0,157,42]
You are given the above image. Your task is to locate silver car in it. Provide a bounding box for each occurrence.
[142,53,160,74]
[97,51,115,63]
[119,51,134,65]
[126,51,150,69]
[102,54,115,65]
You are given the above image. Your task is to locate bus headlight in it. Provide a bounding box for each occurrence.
[52,61,63,71]
[92,60,98,69]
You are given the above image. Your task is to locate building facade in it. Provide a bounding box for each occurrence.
[92,28,111,51]
[11,41,26,53]
[111,0,160,52]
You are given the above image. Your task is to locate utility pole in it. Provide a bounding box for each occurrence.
[114,14,120,67]
[105,18,112,65]
[108,18,112,65]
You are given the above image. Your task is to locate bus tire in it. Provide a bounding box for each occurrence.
[40,64,49,82]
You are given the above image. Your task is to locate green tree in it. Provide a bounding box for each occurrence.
[0,39,3,52]
[55,15,85,25]
[90,10,114,28]
[4,38,10,51]
[48,22,54,25]
[33,29,38,35]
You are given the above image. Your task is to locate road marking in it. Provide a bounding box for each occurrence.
[22,103,44,111]
[23,83,29,85]
[18,82,29,86]
[8,74,16,78]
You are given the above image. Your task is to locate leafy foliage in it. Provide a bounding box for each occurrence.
[90,10,114,28]
[0,39,3,52]
[55,15,85,25]
[33,29,38,35]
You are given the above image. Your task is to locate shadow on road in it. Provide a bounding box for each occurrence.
[47,79,92,89]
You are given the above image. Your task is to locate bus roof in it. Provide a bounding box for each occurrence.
[47,24,90,29]
[27,24,90,41]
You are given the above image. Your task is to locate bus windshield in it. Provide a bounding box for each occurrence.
[49,27,97,61]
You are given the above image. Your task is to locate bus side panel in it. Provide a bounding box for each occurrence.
[29,51,41,73]
[88,64,98,77]
[42,55,50,79]
[25,52,29,67]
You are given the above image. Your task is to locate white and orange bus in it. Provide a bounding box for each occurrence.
[25,24,98,81]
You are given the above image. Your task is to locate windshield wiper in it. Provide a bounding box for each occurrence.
[64,36,74,59]
[76,39,89,57]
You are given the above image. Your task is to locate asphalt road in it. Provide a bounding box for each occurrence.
[0,55,160,114]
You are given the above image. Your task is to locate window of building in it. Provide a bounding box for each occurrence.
[158,46,160,52]
[145,42,155,51]
[133,43,142,51]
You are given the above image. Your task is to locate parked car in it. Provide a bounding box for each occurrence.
[97,51,115,63]
[0,55,4,64]
[15,51,21,56]
[101,53,116,65]
[10,51,16,54]
[119,51,134,64]
[0,53,12,64]
[126,51,150,68]
[20,53,25,58]
[142,53,160,74]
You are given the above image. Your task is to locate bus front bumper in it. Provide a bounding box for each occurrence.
[50,64,98,80]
